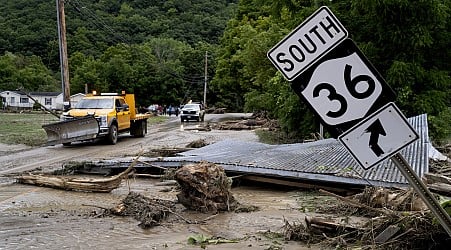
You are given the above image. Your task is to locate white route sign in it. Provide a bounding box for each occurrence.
[338,102,419,170]
[301,52,384,126]
[267,6,348,81]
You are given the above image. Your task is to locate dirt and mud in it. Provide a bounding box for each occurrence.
[0,114,326,249]
[2,114,449,249]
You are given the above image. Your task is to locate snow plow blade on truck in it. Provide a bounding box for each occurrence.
[42,116,100,146]
[42,91,150,146]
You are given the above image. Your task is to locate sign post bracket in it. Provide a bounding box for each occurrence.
[391,153,451,236]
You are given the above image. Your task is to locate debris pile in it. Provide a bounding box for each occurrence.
[211,112,279,131]
[175,161,238,213]
[283,187,450,249]
[186,139,208,148]
[111,192,176,228]
[284,212,449,249]
[354,186,427,211]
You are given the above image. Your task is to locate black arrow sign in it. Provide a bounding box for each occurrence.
[365,119,386,156]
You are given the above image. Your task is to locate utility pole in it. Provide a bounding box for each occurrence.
[56,0,71,110]
[203,51,208,107]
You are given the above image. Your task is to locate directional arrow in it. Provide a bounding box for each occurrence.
[365,119,386,156]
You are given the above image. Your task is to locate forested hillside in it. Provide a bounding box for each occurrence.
[0,0,237,104]
[0,0,449,143]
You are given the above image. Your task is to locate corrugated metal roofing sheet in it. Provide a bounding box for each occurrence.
[165,114,429,188]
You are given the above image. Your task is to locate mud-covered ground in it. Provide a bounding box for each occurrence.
[0,114,356,249]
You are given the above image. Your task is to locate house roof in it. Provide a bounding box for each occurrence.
[0,91,62,97]
[0,90,26,96]
[29,92,61,97]
[153,114,429,188]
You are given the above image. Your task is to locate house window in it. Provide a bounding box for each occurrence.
[20,97,29,103]
[45,98,52,105]
[10,97,15,104]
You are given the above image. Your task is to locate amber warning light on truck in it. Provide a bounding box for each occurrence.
[267,6,348,81]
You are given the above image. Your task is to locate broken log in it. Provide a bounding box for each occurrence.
[425,172,451,196]
[305,216,359,233]
[16,155,139,192]
[428,182,451,197]
[425,173,451,185]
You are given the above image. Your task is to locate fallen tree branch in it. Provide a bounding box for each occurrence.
[319,189,395,216]
[16,153,141,192]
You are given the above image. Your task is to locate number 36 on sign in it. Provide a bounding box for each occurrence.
[291,39,395,138]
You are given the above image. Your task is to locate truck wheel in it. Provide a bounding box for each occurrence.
[62,142,72,146]
[140,120,147,137]
[134,120,146,138]
[107,124,118,145]
[201,115,204,122]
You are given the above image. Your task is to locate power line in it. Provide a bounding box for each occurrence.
[63,0,211,102]
[66,0,130,45]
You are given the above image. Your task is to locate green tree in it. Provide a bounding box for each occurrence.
[0,52,58,92]
[211,0,318,137]
[70,53,109,94]
[213,0,450,142]
[348,0,450,143]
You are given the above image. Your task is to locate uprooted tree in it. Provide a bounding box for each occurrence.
[175,161,238,213]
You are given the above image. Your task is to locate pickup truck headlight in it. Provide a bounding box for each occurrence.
[99,115,108,127]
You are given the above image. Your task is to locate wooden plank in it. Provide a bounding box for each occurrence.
[375,225,401,243]
[241,175,359,195]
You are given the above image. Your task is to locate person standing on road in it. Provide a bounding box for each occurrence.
[168,105,173,116]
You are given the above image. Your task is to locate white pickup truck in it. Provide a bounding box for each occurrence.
[180,103,205,122]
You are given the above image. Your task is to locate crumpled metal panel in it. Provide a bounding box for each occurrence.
[172,114,429,187]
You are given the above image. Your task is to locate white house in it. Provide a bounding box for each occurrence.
[1,91,85,111]
[29,92,63,110]
[0,91,34,110]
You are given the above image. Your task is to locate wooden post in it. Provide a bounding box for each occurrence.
[203,51,207,108]
[56,0,70,110]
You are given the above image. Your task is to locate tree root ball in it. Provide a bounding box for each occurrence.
[175,161,238,213]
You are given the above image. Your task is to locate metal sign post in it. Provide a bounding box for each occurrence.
[391,153,451,236]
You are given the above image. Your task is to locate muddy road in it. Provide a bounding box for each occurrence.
[0,113,257,177]
[0,114,327,249]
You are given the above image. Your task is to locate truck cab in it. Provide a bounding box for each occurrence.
[50,92,149,145]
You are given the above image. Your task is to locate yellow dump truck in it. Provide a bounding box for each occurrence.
[43,92,150,146]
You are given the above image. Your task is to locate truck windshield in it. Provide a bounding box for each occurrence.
[75,98,114,109]
[183,104,200,110]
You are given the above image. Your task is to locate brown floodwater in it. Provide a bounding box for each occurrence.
[0,178,321,250]
[0,114,332,249]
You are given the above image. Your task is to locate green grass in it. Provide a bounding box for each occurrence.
[255,130,304,145]
[147,115,168,125]
[0,112,168,146]
[0,112,60,146]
